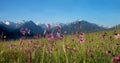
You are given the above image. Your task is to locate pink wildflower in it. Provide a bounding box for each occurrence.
[111,54,120,62]
[77,32,85,43]
[100,34,105,40]
[56,32,61,38]
[114,34,120,39]
[57,25,61,30]
[29,39,32,44]
[105,50,111,55]
[46,24,51,29]
[46,33,54,40]
[44,29,46,35]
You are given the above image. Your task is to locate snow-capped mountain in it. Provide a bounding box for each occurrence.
[12,20,44,36]
[0,20,115,39]
[0,20,17,32]
[35,21,41,26]
[2,20,16,26]
[53,20,105,34]
[3,21,10,25]
[15,20,26,27]
[20,21,43,34]
[35,22,47,29]
[50,23,66,28]
[35,21,66,29]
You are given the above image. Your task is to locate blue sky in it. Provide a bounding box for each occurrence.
[0,0,120,26]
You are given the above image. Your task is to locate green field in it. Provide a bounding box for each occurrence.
[0,30,120,63]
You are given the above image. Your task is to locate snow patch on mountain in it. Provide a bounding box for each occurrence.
[3,21,10,25]
[35,21,41,25]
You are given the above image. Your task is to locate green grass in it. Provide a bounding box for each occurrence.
[0,30,120,63]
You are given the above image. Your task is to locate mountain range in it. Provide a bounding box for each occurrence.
[0,20,117,39]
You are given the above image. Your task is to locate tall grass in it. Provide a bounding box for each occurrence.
[0,30,120,63]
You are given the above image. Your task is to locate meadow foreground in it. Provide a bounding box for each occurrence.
[0,30,120,63]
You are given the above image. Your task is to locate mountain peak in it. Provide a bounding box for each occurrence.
[24,20,36,26]
[35,21,41,25]
[4,21,10,25]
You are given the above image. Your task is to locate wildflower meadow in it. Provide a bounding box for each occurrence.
[0,28,120,63]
